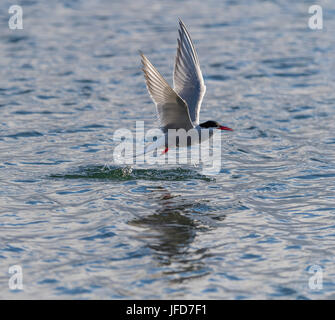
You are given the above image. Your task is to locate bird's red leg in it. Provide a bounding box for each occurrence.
[161,147,169,155]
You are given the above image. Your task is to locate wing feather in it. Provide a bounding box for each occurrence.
[140,53,194,133]
[173,19,206,125]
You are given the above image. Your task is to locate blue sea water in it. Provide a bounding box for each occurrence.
[0,0,335,299]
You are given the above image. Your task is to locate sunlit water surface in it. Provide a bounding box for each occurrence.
[0,0,335,299]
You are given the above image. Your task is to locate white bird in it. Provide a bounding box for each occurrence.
[140,19,233,155]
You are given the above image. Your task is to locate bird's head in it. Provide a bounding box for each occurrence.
[199,120,233,131]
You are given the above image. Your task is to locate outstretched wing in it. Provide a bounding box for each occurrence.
[173,19,206,126]
[141,53,194,133]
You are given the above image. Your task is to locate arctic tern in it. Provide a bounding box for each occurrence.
[140,19,233,155]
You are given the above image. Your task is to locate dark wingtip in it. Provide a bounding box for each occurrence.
[178,18,185,28]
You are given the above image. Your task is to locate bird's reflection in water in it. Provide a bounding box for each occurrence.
[129,187,225,282]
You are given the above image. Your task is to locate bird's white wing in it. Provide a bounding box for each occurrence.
[173,19,206,126]
[141,53,194,133]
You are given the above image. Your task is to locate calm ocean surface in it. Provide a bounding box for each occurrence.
[0,0,335,299]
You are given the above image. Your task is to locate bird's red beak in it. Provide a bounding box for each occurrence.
[219,126,233,131]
